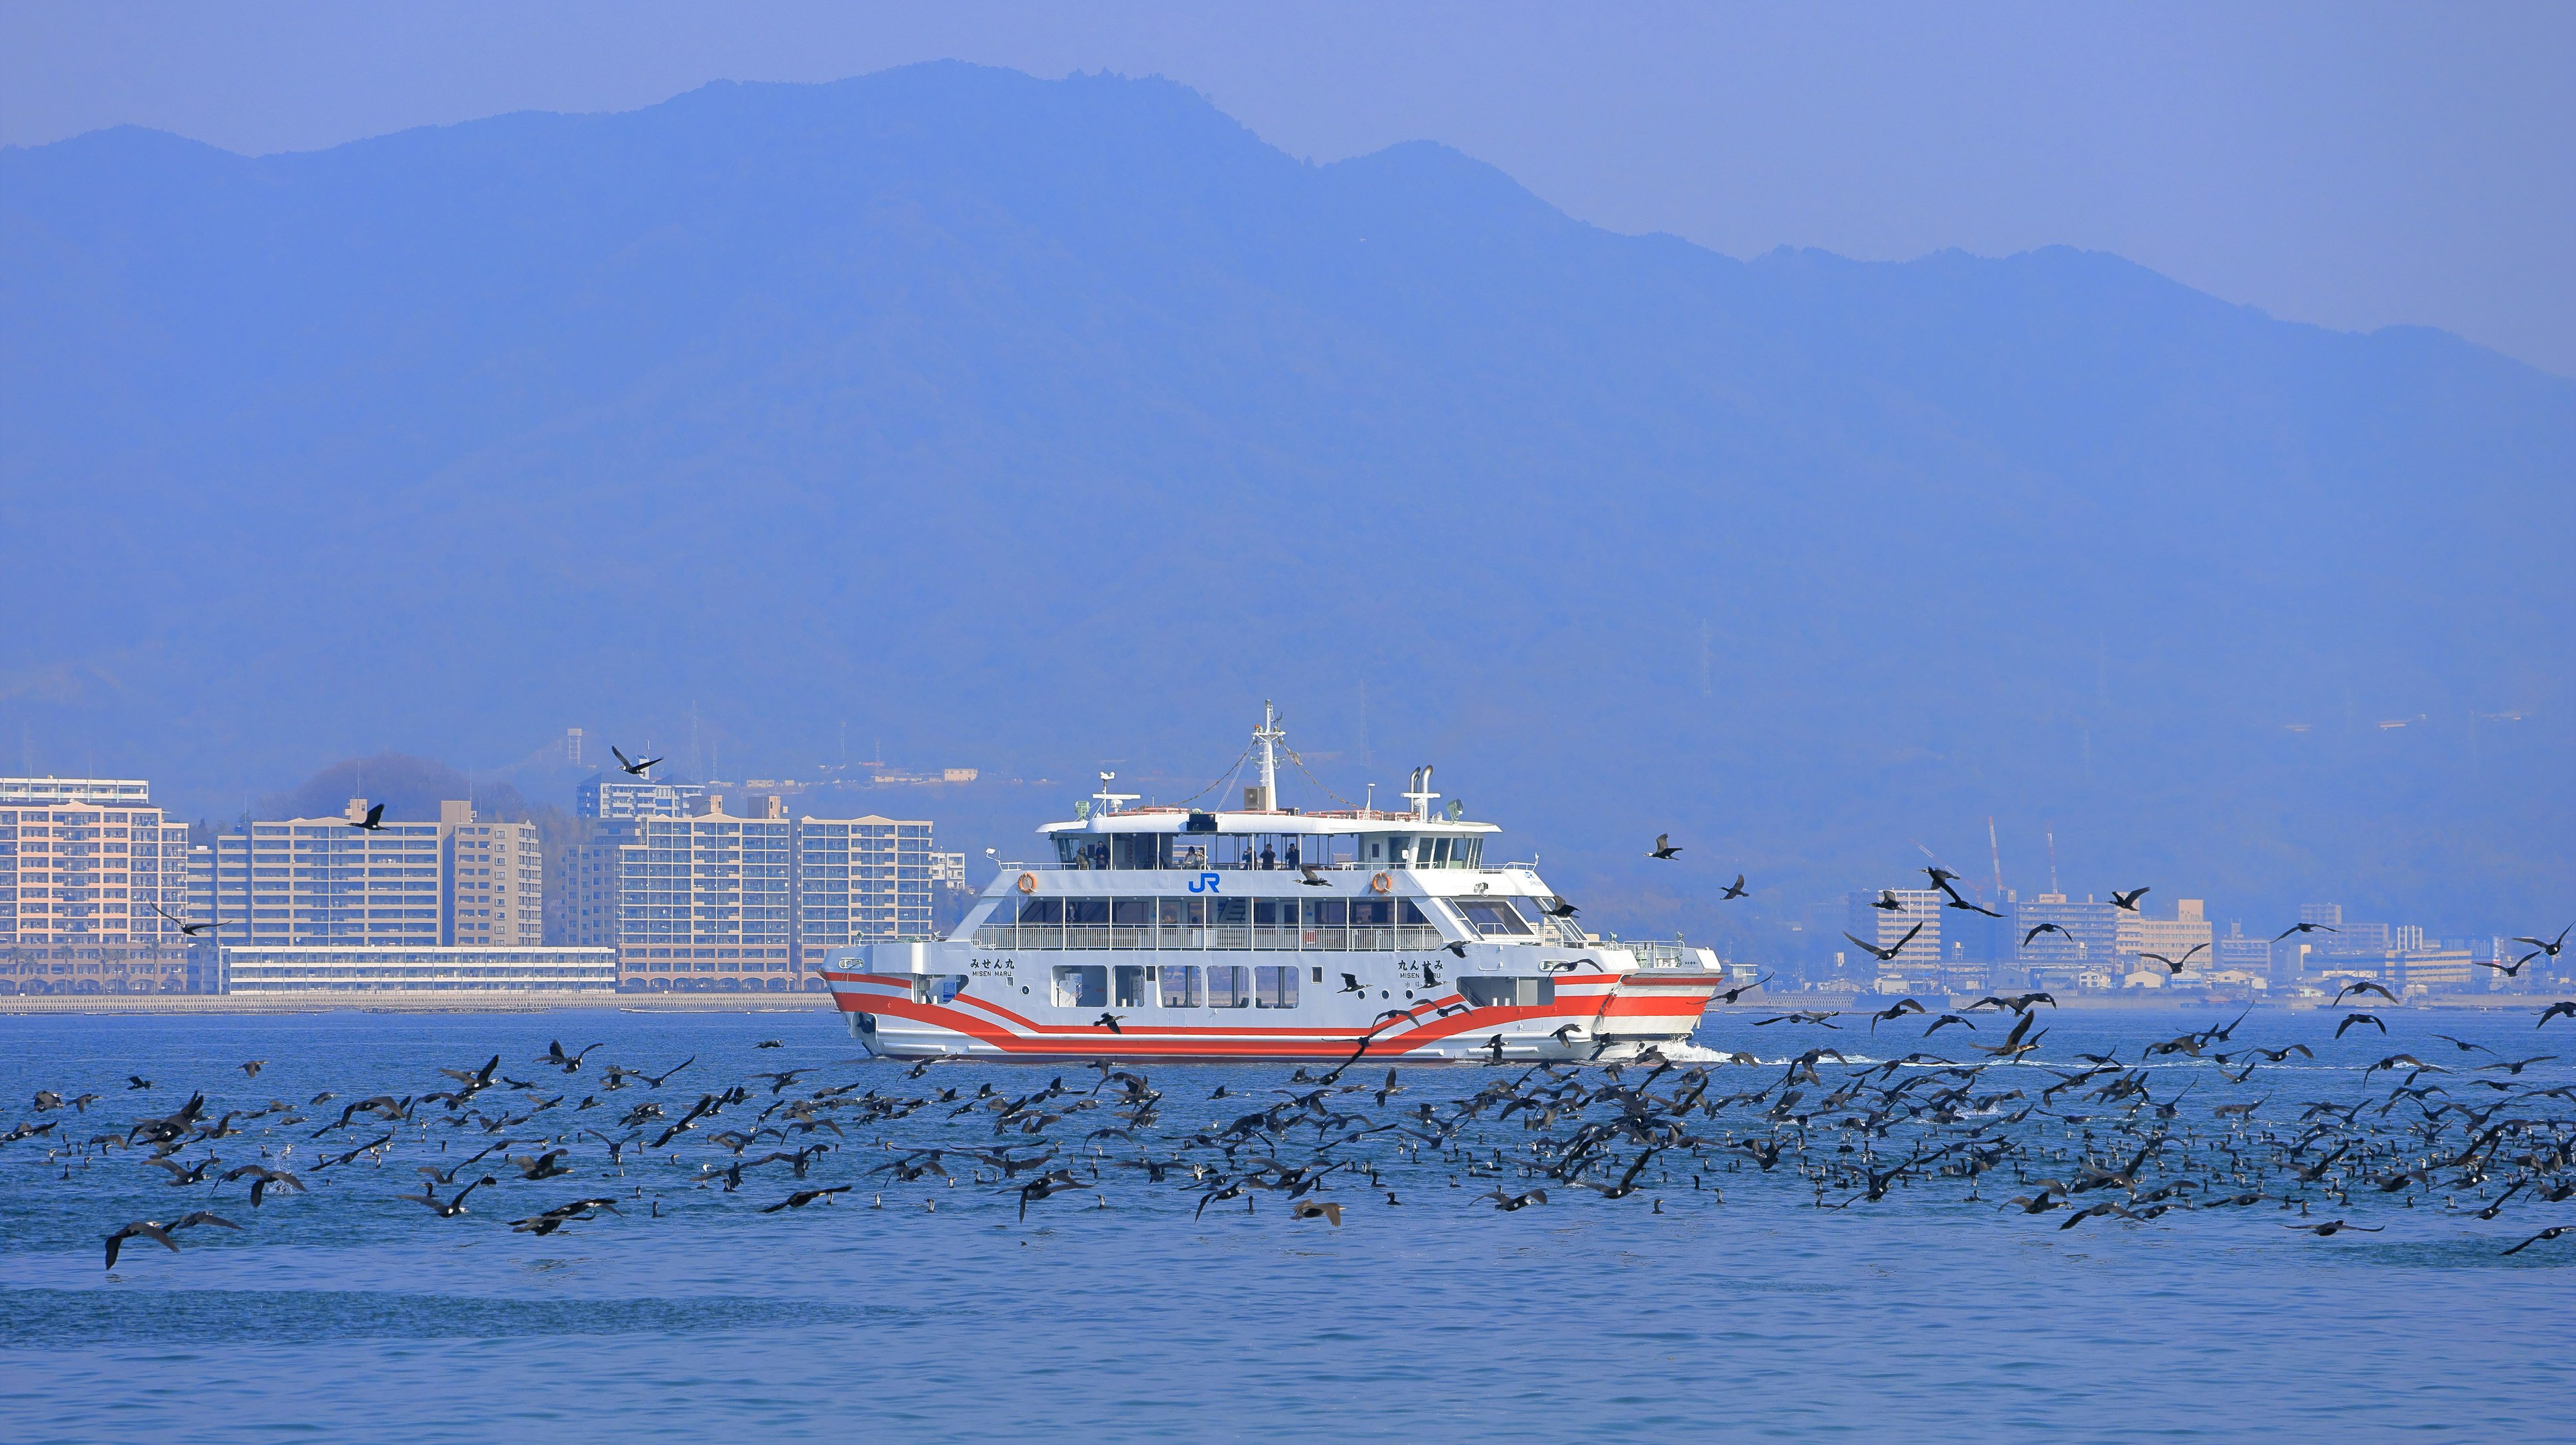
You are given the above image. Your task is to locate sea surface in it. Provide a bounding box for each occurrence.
[1,1002,2569,1442]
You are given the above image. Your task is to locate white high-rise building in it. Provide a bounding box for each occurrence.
[794,815,936,964]
[439,800,543,947]
[214,800,443,961]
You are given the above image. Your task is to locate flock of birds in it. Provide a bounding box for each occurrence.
[9,981,2575,1272]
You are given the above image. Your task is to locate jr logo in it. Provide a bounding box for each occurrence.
[1187,871,1222,894]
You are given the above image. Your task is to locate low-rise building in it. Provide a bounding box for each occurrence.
[221,945,614,994]
[2396,947,2474,994]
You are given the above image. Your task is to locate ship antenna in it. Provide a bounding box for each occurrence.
[1252,701,1285,812]
[1093,771,1136,817]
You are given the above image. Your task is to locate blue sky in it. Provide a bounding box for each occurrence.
[3,1,2569,376]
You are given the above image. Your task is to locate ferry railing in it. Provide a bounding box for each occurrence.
[1622,941,1701,969]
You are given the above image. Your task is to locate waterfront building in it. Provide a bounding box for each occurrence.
[1845,888,1943,985]
[611,797,794,992]
[0,786,193,994]
[574,773,709,820]
[2012,894,2121,983]
[213,802,443,985]
[221,945,614,994]
[2396,947,2473,994]
[438,801,542,947]
[2211,923,2272,983]
[794,814,936,965]
[0,776,152,806]
[2119,898,2215,972]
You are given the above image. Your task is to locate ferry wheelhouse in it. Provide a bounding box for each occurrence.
[820,706,1730,1062]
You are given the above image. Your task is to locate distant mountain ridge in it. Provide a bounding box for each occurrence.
[2,62,2568,955]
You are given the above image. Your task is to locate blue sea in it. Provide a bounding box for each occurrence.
[1,1003,2567,1442]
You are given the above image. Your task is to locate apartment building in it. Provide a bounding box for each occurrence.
[547,817,633,948]
[794,814,936,965]
[213,801,443,978]
[2011,894,2121,978]
[575,773,709,820]
[612,796,794,992]
[1844,888,1944,983]
[439,801,542,947]
[2118,898,2216,973]
[0,780,193,994]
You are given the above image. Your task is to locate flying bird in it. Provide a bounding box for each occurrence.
[2273,920,2338,942]
[612,746,663,778]
[2141,944,2209,975]
[1646,834,1682,860]
[1297,865,1331,888]
[2538,1001,2576,1028]
[2110,888,2150,911]
[1872,890,1905,912]
[1841,923,1924,963]
[2022,922,2072,948]
[2334,1013,2387,1038]
[1719,875,1749,900]
[2333,979,2397,1005]
[350,803,386,831]
[2510,924,2569,959]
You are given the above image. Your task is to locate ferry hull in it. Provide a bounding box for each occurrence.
[822,957,1723,1064]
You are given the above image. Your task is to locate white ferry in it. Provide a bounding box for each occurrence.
[821,706,1730,1063]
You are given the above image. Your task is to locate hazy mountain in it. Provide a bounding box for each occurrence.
[3,62,2568,957]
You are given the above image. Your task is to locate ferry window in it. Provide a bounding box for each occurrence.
[1254,965,1299,1008]
[1112,834,1165,869]
[1207,964,1251,1008]
[1066,898,1110,926]
[1111,898,1154,947]
[1454,898,1533,936]
[1158,897,1205,937]
[1018,898,1065,926]
[1429,838,1450,866]
[1170,841,1208,871]
[1114,965,1151,1007]
[1052,965,1106,1008]
[1397,900,1430,926]
[1210,897,1250,944]
[1160,963,1203,1006]
[1302,897,1346,949]
[1459,977,1554,1008]
[1460,838,1483,867]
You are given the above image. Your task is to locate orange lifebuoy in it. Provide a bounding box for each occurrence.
[1368,873,1392,894]
[1017,873,1037,894]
